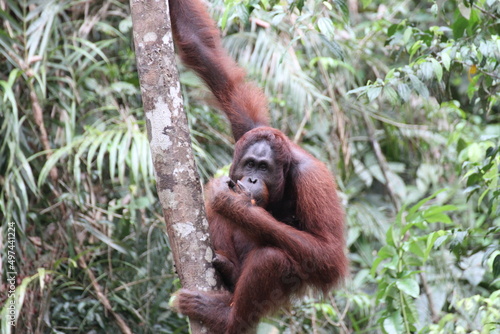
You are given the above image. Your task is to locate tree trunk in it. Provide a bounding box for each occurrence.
[129,1,220,333]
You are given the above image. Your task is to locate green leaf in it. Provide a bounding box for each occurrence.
[130,136,140,183]
[493,254,500,278]
[387,23,401,38]
[118,132,131,185]
[318,34,344,60]
[407,189,446,217]
[17,151,38,195]
[457,2,471,19]
[408,74,429,98]
[430,58,443,82]
[409,40,423,60]
[317,18,335,39]
[396,277,420,298]
[386,225,395,247]
[367,86,382,101]
[397,83,411,102]
[96,131,115,180]
[109,131,123,182]
[333,0,349,21]
[424,212,453,224]
[220,2,232,29]
[424,230,447,261]
[441,51,451,71]
[452,15,468,38]
[420,61,434,80]
[80,221,129,254]
[434,234,449,248]
[347,85,369,96]
[409,239,425,259]
[38,145,75,187]
[371,245,397,276]
[383,86,399,105]
[424,205,458,216]
[86,134,103,174]
[383,312,404,334]
[403,27,413,47]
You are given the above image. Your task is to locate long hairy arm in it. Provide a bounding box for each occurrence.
[168,0,269,140]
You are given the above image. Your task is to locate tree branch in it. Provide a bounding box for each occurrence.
[129,0,221,332]
[362,112,400,211]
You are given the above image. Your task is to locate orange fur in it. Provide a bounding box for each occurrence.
[168,1,348,333]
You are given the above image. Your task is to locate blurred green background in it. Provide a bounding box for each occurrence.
[0,0,499,333]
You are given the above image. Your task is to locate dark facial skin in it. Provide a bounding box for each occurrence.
[229,178,269,207]
[230,141,282,205]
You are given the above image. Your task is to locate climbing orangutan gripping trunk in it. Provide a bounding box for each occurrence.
[168,0,348,332]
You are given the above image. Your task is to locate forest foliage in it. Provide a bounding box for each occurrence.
[0,0,499,333]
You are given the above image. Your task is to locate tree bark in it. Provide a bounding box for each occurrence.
[129,1,220,332]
